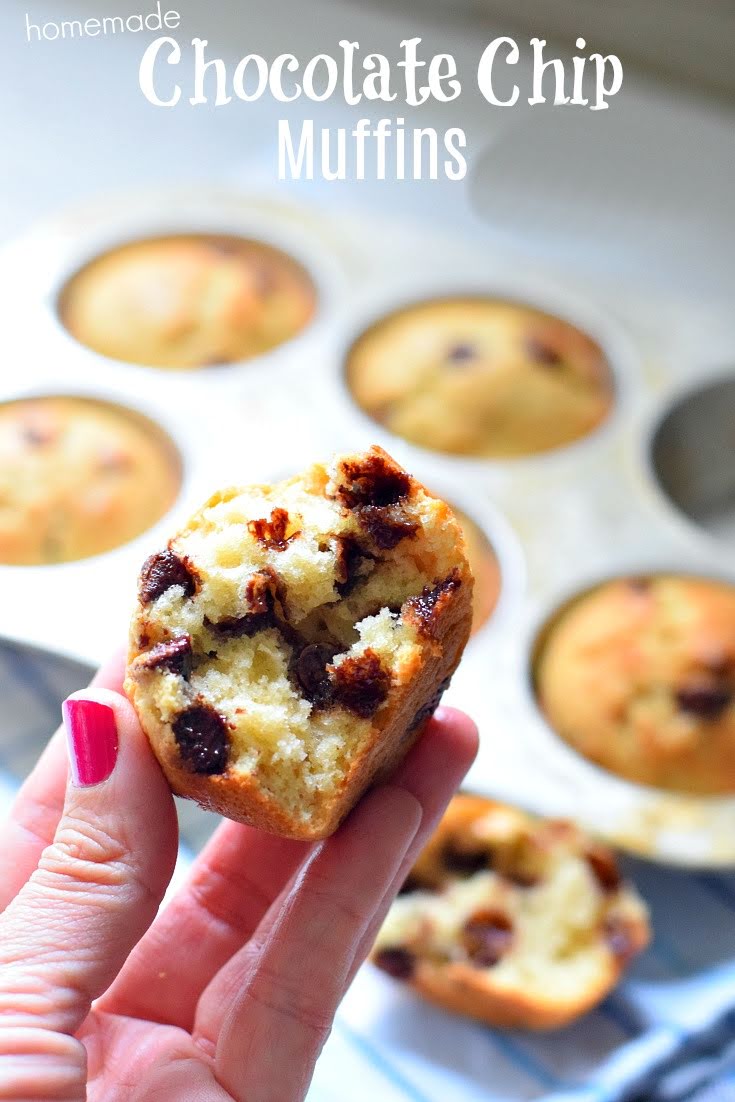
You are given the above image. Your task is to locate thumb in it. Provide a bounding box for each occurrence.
[0,689,178,1040]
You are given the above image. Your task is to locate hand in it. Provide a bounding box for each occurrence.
[0,652,478,1101]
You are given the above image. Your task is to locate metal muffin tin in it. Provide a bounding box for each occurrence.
[1,186,734,866]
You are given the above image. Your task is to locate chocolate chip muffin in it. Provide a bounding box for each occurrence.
[449,504,500,636]
[536,575,735,795]
[346,298,613,458]
[59,234,316,369]
[126,447,473,838]
[0,396,180,565]
[372,793,650,1030]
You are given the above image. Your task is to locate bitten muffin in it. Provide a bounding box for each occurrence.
[372,794,650,1030]
[59,234,316,369]
[347,298,613,458]
[0,396,180,565]
[536,575,735,795]
[451,504,500,636]
[126,446,473,838]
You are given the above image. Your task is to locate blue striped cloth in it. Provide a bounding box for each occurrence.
[1,641,735,1102]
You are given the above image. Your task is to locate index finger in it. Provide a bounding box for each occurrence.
[0,649,127,910]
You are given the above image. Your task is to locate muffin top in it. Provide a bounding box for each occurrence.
[60,234,317,369]
[0,397,180,565]
[536,575,735,795]
[451,504,500,635]
[347,297,613,458]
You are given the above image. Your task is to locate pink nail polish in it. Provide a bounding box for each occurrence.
[62,699,118,787]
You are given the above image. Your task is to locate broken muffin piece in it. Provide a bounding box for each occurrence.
[371,793,650,1029]
[125,446,473,838]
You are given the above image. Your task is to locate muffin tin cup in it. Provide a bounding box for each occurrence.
[326,274,640,492]
[2,186,734,866]
[476,558,735,868]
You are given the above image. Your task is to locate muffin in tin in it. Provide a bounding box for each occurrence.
[346,297,614,458]
[536,575,735,795]
[372,793,649,1029]
[450,504,500,636]
[0,396,180,565]
[59,234,317,369]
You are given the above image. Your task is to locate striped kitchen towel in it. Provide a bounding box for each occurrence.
[1,639,735,1102]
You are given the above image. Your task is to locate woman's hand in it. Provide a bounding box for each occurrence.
[0,653,477,1102]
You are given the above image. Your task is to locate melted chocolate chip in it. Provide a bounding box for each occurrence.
[527,336,563,366]
[334,452,412,509]
[604,916,638,965]
[172,704,230,775]
[296,643,337,705]
[248,508,298,551]
[408,677,451,733]
[404,571,462,637]
[676,682,732,720]
[373,947,416,981]
[332,648,391,718]
[462,909,514,967]
[442,842,489,877]
[628,576,652,594]
[397,874,426,896]
[22,423,55,447]
[585,846,622,894]
[140,550,198,605]
[135,636,193,679]
[206,570,281,638]
[356,504,418,551]
[447,343,476,364]
[334,536,371,597]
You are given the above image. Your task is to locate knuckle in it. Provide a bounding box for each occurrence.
[248,964,335,1039]
[34,816,158,911]
[0,1026,86,1101]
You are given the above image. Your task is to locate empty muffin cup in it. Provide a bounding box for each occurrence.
[58,233,317,370]
[0,395,182,564]
[649,375,735,547]
[533,573,735,796]
[345,296,615,459]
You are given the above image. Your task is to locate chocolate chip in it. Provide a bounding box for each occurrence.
[447,343,476,364]
[404,571,462,637]
[248,508,298,551]
[296,643,337,705]
[135,635,193,679]
[334,536,371,597]
[373,947,416,981]
[604,916,638,965]
[172,704,230,775]
[140,550,198,605]
[676,682,732,720]
[397,874,425,896]
[442,842,488,877]
[356,504,418,551]
[585,846,622,894]
[462,909,514,967]
[527,336,563,366]
[22,423,55,447]
[408,677,451,733]
[332,648,391,718]
[628,576,652,593]
[205,570,281,638]
[334,451,412,509]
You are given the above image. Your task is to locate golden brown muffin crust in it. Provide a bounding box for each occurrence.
[0,396,180,565]
[536,575,735,795]
[347,297,613,458]
[60,234,316,369]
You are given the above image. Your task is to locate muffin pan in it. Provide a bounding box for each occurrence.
[1,186,734,865]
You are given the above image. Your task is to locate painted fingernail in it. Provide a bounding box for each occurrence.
[62,699,118,787]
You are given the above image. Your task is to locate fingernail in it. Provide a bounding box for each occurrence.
[62,699,118,787]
